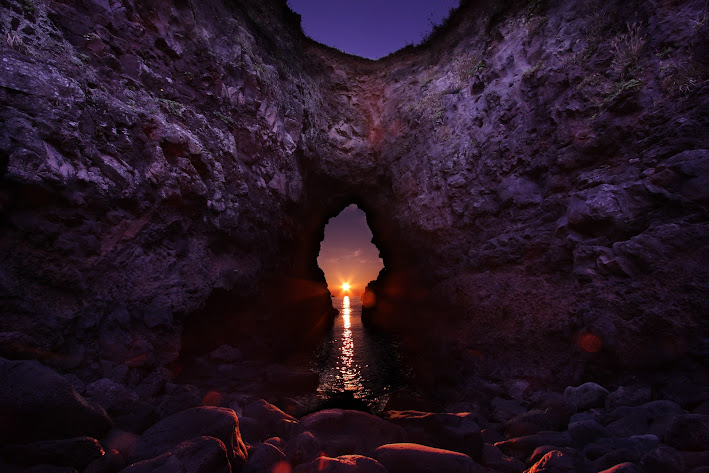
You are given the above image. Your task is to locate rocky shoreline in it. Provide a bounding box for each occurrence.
[2,356,708,473]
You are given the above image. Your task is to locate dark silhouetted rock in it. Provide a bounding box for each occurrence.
[375,443,482,473]
[564,383,609,411]
[481,443,525,473]
[603,401,685,438]
[598,462,642,473]
[526,449,593,473]
[156,391,203,419]
[606,386,652,410]
[85,379,156,433]
[298,409,406,458]
[209,344,244,363]
[0,359,112,443]
[120,436,230,473]
[131,407,246,470]
[294,455,389,473]
[664,414,709,451]
[640,445,685,473]
[384,410,482,459]
[83,449,127,473]
[585,434,660,470]
[489,398,527,423]
[568,419,611,446]
[286,431,323,466]
[495,431,572,459]
[243,399,298,441]
[243,442,286,473]
[505,408,569,437]
[1,437,104,469]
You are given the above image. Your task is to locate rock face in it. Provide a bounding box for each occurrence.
[0,0,708,401]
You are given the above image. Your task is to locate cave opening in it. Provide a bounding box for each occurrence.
[311,203,412,411]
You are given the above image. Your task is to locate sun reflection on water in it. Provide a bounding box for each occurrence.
[339,296,362,392]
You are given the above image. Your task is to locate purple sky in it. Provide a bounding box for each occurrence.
[287,0,460,59]
[317,205,383,294]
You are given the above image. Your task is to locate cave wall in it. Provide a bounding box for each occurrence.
[1,0,707,392]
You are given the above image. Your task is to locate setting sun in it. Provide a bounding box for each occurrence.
[342,283,350,291]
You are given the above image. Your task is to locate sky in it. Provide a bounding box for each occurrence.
[317,205,383,296]
[287,0,461,59]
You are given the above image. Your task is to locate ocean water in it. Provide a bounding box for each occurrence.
[312,295,410,410]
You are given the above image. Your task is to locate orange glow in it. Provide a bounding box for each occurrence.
[361,289,376,308]
[271,461,292,473]
[579,333,602,353]
[203,391,222,406]
[342,282,350,292]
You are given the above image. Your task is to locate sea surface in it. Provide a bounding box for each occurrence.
[311,295,410,411]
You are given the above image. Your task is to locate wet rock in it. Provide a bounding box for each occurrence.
[243,442,286,473]
[563,382,609,411]
[120,436,231,473]
[481,428,504,444]
[481,443,525,473]
[297,409,406,458]
[664,414,709,451]
[243,399,298,441]
[0,359,112,443]
[131,407,247,471]
[640,445,685,473]
[374,443,482,473]
[1,437,104,469]
[294,455,388,473]
[384,410,482,459]
[603,401,686,438]
[102,429,140,460]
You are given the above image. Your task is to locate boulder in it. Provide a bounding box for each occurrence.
[0,437,104,469]
[664,414,709,451]
[374,443,482,473]
[209,345,244,363]
[526,449,593,473]
[489,397,527,423]
[294,455,389,473]
[243,399,298,441]
[84,448,127,473]
[598,463,642,473]
[131,407,247,471]
[0,359,112,443]
[480,443,525,473]
[603,401,685,438]
[297,409,406,458]
[384,410,482,459]
[243,442,286,473]
[286,431,323,466]
[120,436,231,473]
[568,420,611,446]
[606,386,652,410]
[85,378,156,433]
[563,383,609,411]
[640,445,685,473]
[494,431,572,459]
[585,434,660,470]
[504,408,569,437]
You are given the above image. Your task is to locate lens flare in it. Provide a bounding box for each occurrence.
[342,283,350,291]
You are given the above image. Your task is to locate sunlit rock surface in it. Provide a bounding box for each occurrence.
[0,0,708,462]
